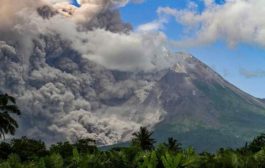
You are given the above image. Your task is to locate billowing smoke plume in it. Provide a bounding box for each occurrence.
[0,0,176,144]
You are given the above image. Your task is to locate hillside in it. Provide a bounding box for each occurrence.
[151,56,265,151]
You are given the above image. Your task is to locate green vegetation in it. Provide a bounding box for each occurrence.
[2,94,265,167]
[154,80,265,152]
[132,127,156,151]
[154,123,245,152]
[0,94,20,139]
[0,129,265,167]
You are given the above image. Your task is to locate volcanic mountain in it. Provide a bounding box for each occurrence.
[110,53,265,152]
[1,3,265,152]
[1,34,265,152]
[151,55,265,151]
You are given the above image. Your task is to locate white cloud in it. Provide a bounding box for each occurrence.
[137,18,168,32]
[156,0,265,48]
[137,21,162,32]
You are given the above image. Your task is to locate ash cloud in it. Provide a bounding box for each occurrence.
[0,0,174,144]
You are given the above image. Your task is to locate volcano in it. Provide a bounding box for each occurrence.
[2,35,265,152]
[1,3,265,152]
[108,53,265,152]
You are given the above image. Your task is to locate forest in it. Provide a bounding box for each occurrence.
[2,94,265,168]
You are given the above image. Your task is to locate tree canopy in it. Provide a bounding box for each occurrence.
[132,126,156,151]
[0,93,20,139]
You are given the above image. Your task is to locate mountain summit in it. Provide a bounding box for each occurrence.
[150,54,265,151]
[109,52,265,151]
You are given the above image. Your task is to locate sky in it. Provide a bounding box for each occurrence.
[120,0,265,98]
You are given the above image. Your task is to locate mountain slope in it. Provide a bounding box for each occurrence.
[260,99,265,103]
[147,55,265,152]
[102,53,265,152]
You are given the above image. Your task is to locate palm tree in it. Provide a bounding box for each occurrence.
[163,137,182,153]
[249,133,265,152]
[0,94,21,139]
[132,127,156,151]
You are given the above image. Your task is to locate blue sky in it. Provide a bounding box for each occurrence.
[120,0,265,98]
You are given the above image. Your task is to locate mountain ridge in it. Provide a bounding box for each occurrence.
[102,53,265,151]
[147,55,265,151]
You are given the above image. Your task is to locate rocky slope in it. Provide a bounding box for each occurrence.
[260,99,265,103]
[151,56,265,151]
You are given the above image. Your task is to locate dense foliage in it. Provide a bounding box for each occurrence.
[0,94,20,139]
[0,130,265,167]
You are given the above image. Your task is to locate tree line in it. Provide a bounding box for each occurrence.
[2,94,265,167]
